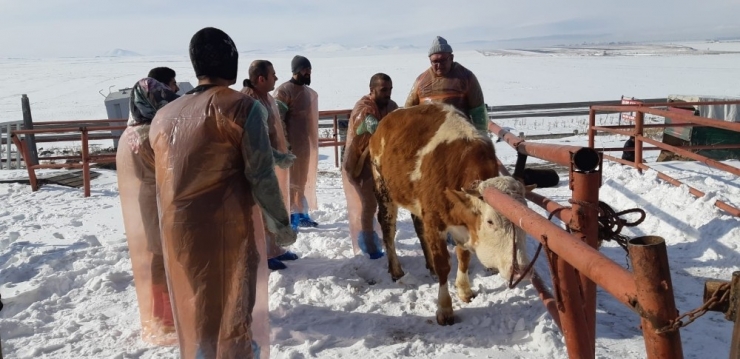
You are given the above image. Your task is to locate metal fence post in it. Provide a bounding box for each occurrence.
[629,235,684,359]
[569,152,602,358]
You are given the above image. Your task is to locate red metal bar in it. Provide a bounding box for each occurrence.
[318,141,345,147]
[489,122,524,147]
[525,191,574,224]
[588,108,596,148]
[489,122,598,169]
[597,123,707,129]
[643,166,740,218]
[520,143,596,169]
[81,129,90,197]
[639,136,740,177]
[31,119,127,125]
[634,112,644,169]
[87,155,116,162]
[597,144,740,152]
[591,126,634,137]
[601,100,740,108]
[11,134,39,191]
[496,156,511,176]
[603,154,740,217]
[333,115,339,168]
[13,126,127,135]
[530,272,562,331]
[30,163,84,169]
[569,168,602,357]
[602,154,637,167]
[592,105,740,133]
[319,109,352,116]
[481,186,639,309]
[628,236,684,359]
[554,250,593,358]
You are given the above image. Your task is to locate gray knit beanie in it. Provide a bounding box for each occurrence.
[428,36,453,57]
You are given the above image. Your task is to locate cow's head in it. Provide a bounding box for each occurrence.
[444,176,532,284]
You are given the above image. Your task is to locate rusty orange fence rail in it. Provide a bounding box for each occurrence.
[11,120,127,197]
[588,101,740,217]
[10,111,351,197]
[489,121,684,359]
[317,110,350,167]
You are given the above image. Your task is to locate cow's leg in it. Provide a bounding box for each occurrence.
[411,214,435,276]
[455,246,476,303]
[374,177,404,281]
[424,217,454,326]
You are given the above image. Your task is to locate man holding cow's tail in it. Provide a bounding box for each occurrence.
[341,73,398,259]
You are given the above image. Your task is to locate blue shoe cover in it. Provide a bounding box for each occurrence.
[268,258,287,270]
[358,231,385,259]
[275,251,299,261]
[298,213,318,227]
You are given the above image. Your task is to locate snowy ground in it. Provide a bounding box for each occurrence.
[1,44,740,358]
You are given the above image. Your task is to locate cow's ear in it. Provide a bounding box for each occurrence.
[445,189,480,223]
[462,187,483,199]
[525,184,537,193]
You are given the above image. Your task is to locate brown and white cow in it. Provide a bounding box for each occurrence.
[368,102,531,326]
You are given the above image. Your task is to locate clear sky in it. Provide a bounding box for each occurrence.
[1,0,739,58]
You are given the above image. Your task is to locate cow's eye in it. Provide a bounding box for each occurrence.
[487,220,494,225]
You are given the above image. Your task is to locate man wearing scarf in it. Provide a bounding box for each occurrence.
[117,71,180,346]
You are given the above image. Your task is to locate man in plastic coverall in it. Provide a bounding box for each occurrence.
[241,60,301,271]
[117,69,180,345]
[274,55,320,231]
[341,73,398,259]
[149,27,295,359]
[405,36,489,134]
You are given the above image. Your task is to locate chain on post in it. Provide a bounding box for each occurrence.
[656,282,732,334]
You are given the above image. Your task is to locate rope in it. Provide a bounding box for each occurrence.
[508,229,543,289]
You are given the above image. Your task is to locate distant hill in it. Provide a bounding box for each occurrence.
[240,43,423,55]
[99,49,141,57]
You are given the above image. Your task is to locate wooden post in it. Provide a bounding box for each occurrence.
[11,134,39,191]
[21,95,39,166]
[729,271,740,359]
[629,235,684,359]
[81,128,91,197]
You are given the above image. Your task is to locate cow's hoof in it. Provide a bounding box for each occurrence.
[459,291,476,303]
[391,270,405,282]
[436,309,455,326]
